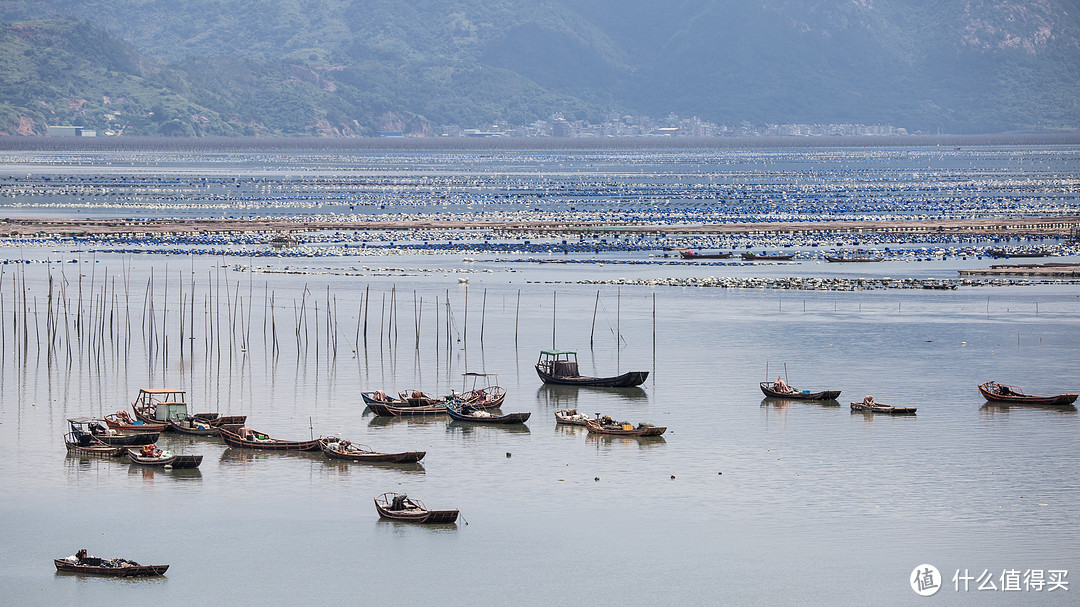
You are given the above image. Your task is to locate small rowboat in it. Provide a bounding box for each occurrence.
[218,424,320,451]
[554,409,590,426]
[63,433,124,457]
[445,399,530,424]
[978,382,1078,406]
[201,414,247,427]
[584,417,666,436]
[850,401,917,414]
[367,401,448,417]
[374,492,458,524]
[105,411,169,433]
[126,448,203,469]
[168,416,220,436]
[759,382,841,401]
[318,438,425,463]
[54,554,168,577]
[68,418,159,446]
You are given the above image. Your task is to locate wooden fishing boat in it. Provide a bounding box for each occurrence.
[554,408,590,426]
[535,350,648,388]
[318,438,425,463]
[168,416,220,436]
[397,390,449,407]
[977,382,1078,406]
[218,424,320,451]
[850,400,917,414]
[68,418,159,446]
[825,254,885,263]
[584,416,666,436]
[759,381,841,401]
[454,372,507,409]
[680,250,732,259]
[131,388,189,426]
[201,414,247,427]
[54,552,168,577]
[63,432,124,457]
[445,398,530,424]
[367,401,448,417]
[105,410,170,433]
[741,252,795,261]
[132,389,243,427]
[361,390,407,406]
[374,492,458,524]
[126,447,203,469]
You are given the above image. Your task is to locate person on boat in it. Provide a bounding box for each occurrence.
[774,377,794,393]
[862,395,875,406]
[140,444,161,458]
[238,426,255,440]
[76,548,88,563]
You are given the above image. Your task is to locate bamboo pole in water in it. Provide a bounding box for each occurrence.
[590,290,599,347]
[363,284,370,345]
[551,290,556,349]
[480,288,487,343]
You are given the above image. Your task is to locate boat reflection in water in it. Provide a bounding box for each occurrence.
[585,433,666,448]
[536,383,648,409]
[979,402,1078,416]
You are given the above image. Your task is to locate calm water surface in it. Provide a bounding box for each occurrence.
[0,147,1077,605]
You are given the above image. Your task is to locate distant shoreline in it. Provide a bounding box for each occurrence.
[2,132,1079,152]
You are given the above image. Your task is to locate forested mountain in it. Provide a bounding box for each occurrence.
[1,1,1078,136]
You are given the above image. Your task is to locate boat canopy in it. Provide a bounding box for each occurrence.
[137,388,186,395]
[539,349,577,357]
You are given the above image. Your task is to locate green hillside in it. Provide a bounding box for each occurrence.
[1,1,1079,136]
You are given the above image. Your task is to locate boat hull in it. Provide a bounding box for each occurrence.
[319,439,425,463]
[759,382,841,400]
[978,383,1077,406]
[583,419,666,436]
[167,418,220,436]
[218,425,320,451]
[54,558,168,577]
[850,403,917,414]
[535,367,648,388]
[366,402,447,417]
[373,494,458,524]
[446,406,530,424]
[126,450,203,468]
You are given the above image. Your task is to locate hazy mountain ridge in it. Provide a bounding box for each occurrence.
[1,0,1078,136]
